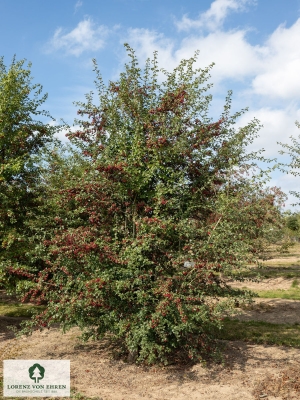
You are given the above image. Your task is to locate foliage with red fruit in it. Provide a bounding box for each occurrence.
[16,46,284,364]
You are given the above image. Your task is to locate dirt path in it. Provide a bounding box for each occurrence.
[228,277,298,291]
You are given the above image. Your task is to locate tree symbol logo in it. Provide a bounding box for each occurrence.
[28,363,45,383]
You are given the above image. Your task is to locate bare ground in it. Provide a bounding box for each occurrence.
[234,298,300,324]
[229,277,298,291]
[1,276,300,399]
[260,257,300,265]
[1,325,300,400]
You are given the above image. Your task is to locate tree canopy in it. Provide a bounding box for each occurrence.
[0,57,57,291]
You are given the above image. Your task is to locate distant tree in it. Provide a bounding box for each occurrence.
[279,121,300,203]
[281,211,300,244]
[278,122,300,245]
[0,57,58,291]
[286,215,300,232]
[17,46,284,364]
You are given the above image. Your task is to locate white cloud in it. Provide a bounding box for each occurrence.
[175,0,256,32]
[54,125,81,143]
[126,12,300,103]
[124,27,263,87]
[251,19,300,100]
[236,106,300,158]
[175,30,262,82]
[125,1,260,77]
[124,29,174,69]
[47,18,109,56]
[45,2,299,103]
[74,0,83,13]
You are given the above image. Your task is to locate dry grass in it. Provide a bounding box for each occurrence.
[253,361,300,400]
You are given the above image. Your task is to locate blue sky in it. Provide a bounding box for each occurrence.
[1,0,300,209]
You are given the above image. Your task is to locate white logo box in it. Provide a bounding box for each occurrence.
[3,360,70,397]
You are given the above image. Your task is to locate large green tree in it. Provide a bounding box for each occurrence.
[17,46,284,364]
[0,57,58,290]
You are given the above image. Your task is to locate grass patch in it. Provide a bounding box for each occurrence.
[254,288,300,300]
[70,391,101,400]
[292,278,300,287]
[0,301,45,318]
[217,318,300,348]
[252,279,300,300]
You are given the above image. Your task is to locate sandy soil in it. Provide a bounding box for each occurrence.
[261,257,300,265]
[1,325,300,400]
[228,277,298,291]
[1,278,300,399]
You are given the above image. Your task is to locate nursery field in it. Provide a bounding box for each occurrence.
[1,245,300,400]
